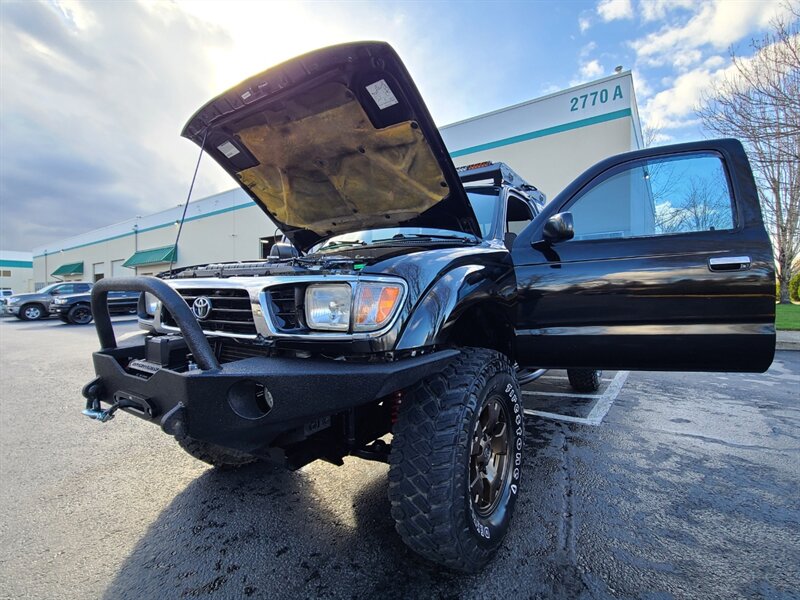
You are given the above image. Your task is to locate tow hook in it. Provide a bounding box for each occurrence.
[81,378,156,423]
[81,378,110,422]
[81,379,121,422]
[82,401,120,423]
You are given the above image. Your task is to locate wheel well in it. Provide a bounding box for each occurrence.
[446,302,514,359]
[22,302,45,310]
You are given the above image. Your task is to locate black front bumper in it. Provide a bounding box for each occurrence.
[88,345,457,455]
[84,277,457,456]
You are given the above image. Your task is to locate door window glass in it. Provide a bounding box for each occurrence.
[507,196,533,235]
[567,153,735,241]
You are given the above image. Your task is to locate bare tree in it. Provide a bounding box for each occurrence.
[642,121,665,148]
[653,168,733,234]
[697,5,800,303]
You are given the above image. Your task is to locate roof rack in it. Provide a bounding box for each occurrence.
[456,161,546,205]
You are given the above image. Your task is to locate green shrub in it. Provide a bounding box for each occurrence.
[776,280,781,300]
[790,272,800,302]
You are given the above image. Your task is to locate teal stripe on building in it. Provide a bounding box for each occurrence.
[449,109,633,158]
[0,259,33,268]
[33,202,256,258]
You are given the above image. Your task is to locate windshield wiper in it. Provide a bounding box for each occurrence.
[373,233,476,244]
[320,240,367,251]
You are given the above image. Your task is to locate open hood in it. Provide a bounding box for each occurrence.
[182,42,479,251]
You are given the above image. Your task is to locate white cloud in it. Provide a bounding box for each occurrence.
[540,83,563,95]
[632,69,653,99]
[639,0,696,22]
[633,0,797,135]
[580,41,598,57]
[637,55,754,132]
[640,67,717,128]
[631,0,792,59]
[1,1,502,249]
[0,1,234,249]
[579,16,592,32]
[703,55,726,69]
[672,48,702,69]
[581,59,605,78]
[597,0,634,22]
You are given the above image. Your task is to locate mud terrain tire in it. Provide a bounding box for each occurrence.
[567,368,602,392]
[388,348,524,572]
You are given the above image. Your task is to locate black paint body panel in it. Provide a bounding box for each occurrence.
[510,139,775,372]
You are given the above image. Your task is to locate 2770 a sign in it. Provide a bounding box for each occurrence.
[570,84,623,112]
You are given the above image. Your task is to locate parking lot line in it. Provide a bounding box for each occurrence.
[523,390,608,399]
[524,371,629,426]
[117,330,146,341]
[537,374,613,383]
[583,370,629,425]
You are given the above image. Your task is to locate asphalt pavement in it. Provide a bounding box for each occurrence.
[0,317,798,600]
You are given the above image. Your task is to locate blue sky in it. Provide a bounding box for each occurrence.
[0,0,795,250]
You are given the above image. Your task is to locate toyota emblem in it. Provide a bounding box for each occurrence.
[192,296,212,320]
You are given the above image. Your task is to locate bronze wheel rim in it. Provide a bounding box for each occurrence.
[469,395,511,517]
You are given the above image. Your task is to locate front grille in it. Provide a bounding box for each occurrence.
[265,284,305,332]
[163,288,256,336]
[215,340,271,363]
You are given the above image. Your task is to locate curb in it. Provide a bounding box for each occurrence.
[776,341,800,351]
[776,331,800,352]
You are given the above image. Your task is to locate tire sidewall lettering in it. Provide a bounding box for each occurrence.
[468,368,523,546]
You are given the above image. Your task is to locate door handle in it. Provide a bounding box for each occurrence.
[708,256,751,272]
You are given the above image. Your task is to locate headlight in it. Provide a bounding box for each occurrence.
[304,281,404,333]
[7,297,19,304]
[305,284,351,331]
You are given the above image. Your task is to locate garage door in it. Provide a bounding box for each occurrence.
[111,260,127,277]
[92,262,105,282]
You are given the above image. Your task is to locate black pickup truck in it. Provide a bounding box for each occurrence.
[51,290,139,324]
[82,42,775,572]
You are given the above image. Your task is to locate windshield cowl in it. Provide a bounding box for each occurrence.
[313,227,480,254]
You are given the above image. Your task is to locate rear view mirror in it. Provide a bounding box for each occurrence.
[542,212,574,243]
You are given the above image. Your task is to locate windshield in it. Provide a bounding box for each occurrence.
[37,283,61,294]
[312,188,500,252]
[467,189,499,238]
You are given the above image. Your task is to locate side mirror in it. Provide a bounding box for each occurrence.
[51,289,60,295]
[542,212,574,243]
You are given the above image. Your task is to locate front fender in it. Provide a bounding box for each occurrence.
[395,265,513,351]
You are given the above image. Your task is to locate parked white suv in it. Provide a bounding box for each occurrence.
[0,289,15,315]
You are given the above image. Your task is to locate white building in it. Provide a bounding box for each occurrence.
[32,71,642,288]
[442,71,642,195]
[0,251,34,293]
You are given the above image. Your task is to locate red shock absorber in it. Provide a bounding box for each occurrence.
[390,391,403,425]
